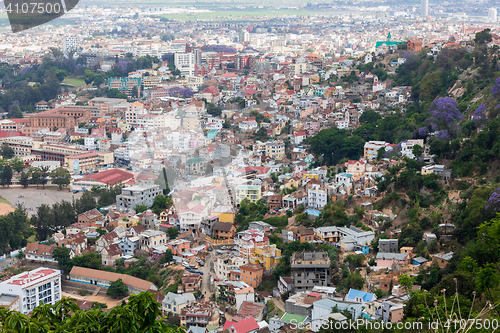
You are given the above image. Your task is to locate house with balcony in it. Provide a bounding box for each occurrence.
[235,185,261,205]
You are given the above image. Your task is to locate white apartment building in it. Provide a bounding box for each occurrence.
[488,8,497,21]
[0,267,61,314]
[400,139,424,159]
[215,254,248,280]
[63,36,78,57]
[174,52,195,76]
[308,184,328,210]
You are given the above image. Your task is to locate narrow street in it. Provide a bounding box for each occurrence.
[200,253,212,299]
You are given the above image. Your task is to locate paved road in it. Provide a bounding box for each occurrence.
[0,257,17,270]
[201,253,212,299]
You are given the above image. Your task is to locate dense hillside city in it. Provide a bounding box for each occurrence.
[0,0,498,332]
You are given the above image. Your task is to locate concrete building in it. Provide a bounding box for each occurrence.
[239,264,264,288]
[69,266,157,294]
[265,141,285,159]
[162,292,195,315]
[174,52,195,76]
[63,36,78,57]
[488,8,497,21]
[116,183,161,211]
[215,254,248,280]
[235,185,261,205]
[0,267,61,315]
[421,0,429,16]
[379,239,399,253]
[180,301,220,328]
[139,230,167,252]
[291,252,331,293]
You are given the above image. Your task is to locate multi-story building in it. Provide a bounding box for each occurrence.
[126,101,146,125]
[162,292,195,315]
[139,230,167,252]
[63,36,78,56]
[0,267,61,314]
[235,185,261,205]
[400,139,424,159]
[489,8,498,21]
[108,77,141,96]
[265,141,285,159]
[239,264,263,288]
[291,252,331,293]
[421,0,429,16]
[65,152,100,174]
[180,301,220,328]
[174,52,195,76]
[215,254,248,280]
[116,183,161,211]
[27,108,91,133]
[307,184,328,210]
[363,141,394,160]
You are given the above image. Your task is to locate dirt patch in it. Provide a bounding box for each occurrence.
[0,203,15,216]
[61,290,126,309]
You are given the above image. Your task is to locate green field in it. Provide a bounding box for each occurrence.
[63,77,86,87]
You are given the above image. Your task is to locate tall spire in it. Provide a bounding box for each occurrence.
[387,32,392,40]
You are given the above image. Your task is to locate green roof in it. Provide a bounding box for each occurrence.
[375,41,405,48]
[281,313,307,324]
[186,157,203,164]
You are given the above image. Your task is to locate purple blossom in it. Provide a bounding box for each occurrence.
[202,45,237,54]
[437,130,450,141]
[473,104,487,126]
[115,60,131,72]
[20,67,31,75]
[491,77,500,98]
[11,100,19,106]
[168,86,181,97]
[429,97,462,130]
[412,127,428,139]
[486,188,500,212]
[180,88,194,98]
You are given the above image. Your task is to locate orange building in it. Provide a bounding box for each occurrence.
[407,39,423,52]
[28,107,91,133]
[240,264,264,288]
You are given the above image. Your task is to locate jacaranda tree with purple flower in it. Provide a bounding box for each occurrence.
[474,104,487,127]
[429,97,462,131]
[491,77,500,98]
[486,188,500,214]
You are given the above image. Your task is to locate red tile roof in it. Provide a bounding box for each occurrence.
[78,169,133,185]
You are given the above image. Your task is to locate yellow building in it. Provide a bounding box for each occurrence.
[235,185,261,205]
[265,141,285,160]
[250,245,281,271]
[302,173,319,180]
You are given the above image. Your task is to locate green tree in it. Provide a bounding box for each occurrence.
[52,246,73,273]
[106,278,129,298]
[359,110,381,124]
[31,204,53,241]
[9,157,25,173]
[19,172,29,188]
[0,143,14,159]
[51,167,71,190]
[412,144,423,159]
[1,165,12,188]
[39,165,50,189]
[167,227,179,239]
[135,204,148,214]
[72,252,102,270]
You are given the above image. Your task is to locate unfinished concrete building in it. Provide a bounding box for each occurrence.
[291,251,331,293]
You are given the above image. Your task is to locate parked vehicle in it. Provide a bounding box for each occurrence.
[182,262,189,267]
[199,262,204,266]
[207,247,213,251]
[221,246,227,250]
